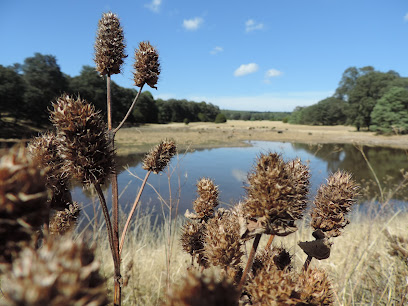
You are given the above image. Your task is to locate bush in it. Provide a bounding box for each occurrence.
[214,113,227,123]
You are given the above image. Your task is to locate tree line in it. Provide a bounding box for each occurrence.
[221,110,290,121]
[0,53,222,127]
[289,66,408,133]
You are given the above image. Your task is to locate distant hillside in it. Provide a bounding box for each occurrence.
[221,110,291,121]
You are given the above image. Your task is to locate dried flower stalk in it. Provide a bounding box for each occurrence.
[133,41,160,89]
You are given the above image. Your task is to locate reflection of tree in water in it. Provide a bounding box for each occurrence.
[292,143,408,201]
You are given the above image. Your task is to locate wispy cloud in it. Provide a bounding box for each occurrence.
[264,69,283,83]
[404,13,408,22]
[183,17,204,31]
[245,19,264,32]
[234,63,259,77]
[145,0,162,13]
[210,46,223,55]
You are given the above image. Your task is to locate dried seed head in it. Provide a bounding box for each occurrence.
[246,265,298,305]
[142,139,177,174]
[192,178,219,221]
[204,212,243,269]
[94,11,127,76]
[164,271,239,306]
[243,153,310,237]
[252,246,292,277]
[50,94,115,186]
[133,41,160,89]
[311,170,359,238]
[296,268,333,305]
[0,146,49,264]
[28,131,71,208]
[49,202,80,236]
[0,235,109,305]
[180,221,205,256]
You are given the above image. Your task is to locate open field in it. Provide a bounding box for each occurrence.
[115,120,408,155]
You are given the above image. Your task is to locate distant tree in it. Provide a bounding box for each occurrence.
[371,87,408,134]
[156,99,172,123]
[22,53,68,124]
[214,113,227,123]
[335,66,374,101]
[132,91,158,123]
[0,65,25,121]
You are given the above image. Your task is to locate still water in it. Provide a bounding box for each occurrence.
[72,141,408,221]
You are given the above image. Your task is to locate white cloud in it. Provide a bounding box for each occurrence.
[245,19,264,32]
[264,69,283,83]
[234,63,259,77]
[210,46,223,55]
[183,17,203,31]
[145,0,162,13]
[404,13,408,22]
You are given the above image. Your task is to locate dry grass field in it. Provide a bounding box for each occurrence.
[115,120,408,155]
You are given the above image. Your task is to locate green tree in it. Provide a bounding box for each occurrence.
[334,66,374,101]
[0,65,25,122]
[371,87,408,134]
[132,91,158,123]
[214,113,227,123]
[22,53,68,124]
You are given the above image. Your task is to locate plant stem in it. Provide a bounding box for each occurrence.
[265,234,275,250]
[119,170,151,255]
[93,181,121,306]
[113,84,144,135]
[107,75,112,130]
[238,233,262,292]
[303,255,313,271]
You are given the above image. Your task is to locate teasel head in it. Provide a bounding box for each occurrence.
[142,139,177,174]
[296,268,333,305]
[49,202,80,236]
[192,177,219,221]
[252,246,292,277]
[164,271,239,306]
[243,153,310,237]
[133,41,160,89]
[246,263,298,305]
[94,11,127,76]
[28,131,71,209]
[50,94,115,187]
[0,235,109,305]
[203,211,243,270]
[0,146,49,264]
[311,170,359,238]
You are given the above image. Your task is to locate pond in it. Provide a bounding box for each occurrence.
[72,141,408,223]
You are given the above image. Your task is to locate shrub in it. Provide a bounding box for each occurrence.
[214,113,227,123]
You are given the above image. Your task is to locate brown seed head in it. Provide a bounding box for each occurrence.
[133,41,160,89]
[164,271,239,306]
[94,11,127,76]
[311,170,359,238]
[50,94,115,186]
[0,235,109,305]
[296,268,333,305]
[49,202,80,236]
[142,139,177,174]
[0,146,49,264]
[243,153,310,236]
[204,212,243,269]
[252,246,292,277]
[193,177,219,221]
[180,221,208,267]
[28,131,71,208]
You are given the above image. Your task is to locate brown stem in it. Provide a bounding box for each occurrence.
[238,234,262,292]
[265,234,275,250]
[94,182,121,306]
[119,170,151,255]
[106,75,112,130]
[303,255,313,272]
[113,83,144,135]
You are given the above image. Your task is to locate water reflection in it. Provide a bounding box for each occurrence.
[73,141,408,223]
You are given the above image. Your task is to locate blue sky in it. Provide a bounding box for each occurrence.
[2,0,408,111]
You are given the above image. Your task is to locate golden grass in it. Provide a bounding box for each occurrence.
[92,206,408,305]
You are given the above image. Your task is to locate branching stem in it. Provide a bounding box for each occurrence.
[238,233,262,292]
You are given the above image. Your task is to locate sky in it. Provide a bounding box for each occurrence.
[1,0,408,112]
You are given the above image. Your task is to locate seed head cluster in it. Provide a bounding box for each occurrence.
[94,11,127,76]
[0,236,109,305]
[296,268,334,305]
[0,147,49,264]
[193,177,219,221]
[311,170,359,238]
[164,271,239,306]
[49,202,80,236]
[252,247,292,277]
[133,41,161,89]
[50,94,115,186]
[244,153,310,236]
[142,139,177,174]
